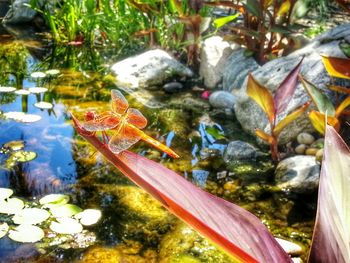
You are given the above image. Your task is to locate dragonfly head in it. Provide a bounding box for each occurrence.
[85,111,96,121]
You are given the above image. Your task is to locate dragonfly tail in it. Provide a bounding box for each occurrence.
[140,133,179,158]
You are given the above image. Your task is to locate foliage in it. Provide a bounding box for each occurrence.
[300,56,350,134]
[308,125,350,263]
[246,58,308,161]
[73,114,291,262]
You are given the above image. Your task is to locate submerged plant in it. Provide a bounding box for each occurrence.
[246,58,309,161]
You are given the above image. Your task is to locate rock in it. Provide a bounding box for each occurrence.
[199,36,240,88]
[305,147,318,156]
[275,238,303,256]
[275,155,320,193]
[2,0,36,24]
[295,144,306,154]
[315,148,324,162]
[163,81,183,93]
[209,91,236,109]
[223,49,260,91]
[297,132,315,145]
[228,24,350,144]
[224,140,261,162]
[111,49,193,89]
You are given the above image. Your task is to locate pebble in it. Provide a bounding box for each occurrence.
[295,144,306,154]
[311,138,324,148]
[163,82,183,93]
[315,148,324,162]
[305,148,318,156]
[297,132,315,145]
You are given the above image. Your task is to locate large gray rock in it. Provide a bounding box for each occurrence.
[226,24,350,144]
[111,49,193,89]
[199,36,240,88]
[2,0,35,23]
[275,155,320,193]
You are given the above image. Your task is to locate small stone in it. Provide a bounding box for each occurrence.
[208,91,236,109]
[275,238,303,256]
[224,141,260,162]
[294,144,306,154]
[163,82,183,93]
[216,171,227,179]
[305,148,318,156]
[297,132,315,145]
[315,148,324,162]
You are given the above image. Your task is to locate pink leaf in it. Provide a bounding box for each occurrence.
[72,115,291,263]
[309,125,350,262]
[274,58,304,115]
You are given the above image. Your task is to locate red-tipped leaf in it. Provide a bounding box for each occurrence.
[308,125,350,263]
[335,96,350,117]
[72,115,291,263]
[309,110,340,135]
[322,56,350,80]
[274,58,304,115]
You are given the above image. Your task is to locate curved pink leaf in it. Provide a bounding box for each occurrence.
[72,115,291,263]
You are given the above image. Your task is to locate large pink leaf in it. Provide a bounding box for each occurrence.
[309,125,350,263]
[274,58,304,115]
[72,115,291,263]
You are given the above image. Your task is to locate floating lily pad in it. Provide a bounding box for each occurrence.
[75,209,102,226]
[0,188,13,200]
[0,87,16,93]
[28,87,48,94]
[3,140,24,151]
[0,223,9,239]
[50,217,83,234]
[31,72,46,78]
[12,208,50,225]
[0,198,24,214]
[9,225,44,243]
[50,204,82,218]
[18,114,42,123]
[11,151,37,162]
[34,101,53,110]
[14,89,30,95]
[3,111,25,120]
[45,69,60,76]
[3,112,42,123]
[39,194,69,208]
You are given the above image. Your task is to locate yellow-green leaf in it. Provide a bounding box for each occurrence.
[309,111,340,135]
[255,129,275,144]
[274,102,310,136]
[247,74,275,124]
[335,96,350,117]
[322,56,350,80]
[277,0,291,17]
[213,13,240,29]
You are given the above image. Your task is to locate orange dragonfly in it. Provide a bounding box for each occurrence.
[81,89,179,158]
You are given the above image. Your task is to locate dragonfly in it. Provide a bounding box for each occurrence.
[81,89,179,158]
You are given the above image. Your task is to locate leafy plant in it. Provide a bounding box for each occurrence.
[300,56,350,134]
[246,58,309,161]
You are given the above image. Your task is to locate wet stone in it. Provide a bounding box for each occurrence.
[224,140,261,162]
[163,81,183,93]
[297,132,315,145]
[295,144,306,154]
[305,147,318,156]
[208,91,236,109]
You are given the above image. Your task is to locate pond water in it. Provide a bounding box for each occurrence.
[0,25,316,262]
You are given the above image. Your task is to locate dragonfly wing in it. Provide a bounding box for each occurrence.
[108,125,141,154]
[81,113,120,131]
[111,89,128,114]
[126,108,147,129]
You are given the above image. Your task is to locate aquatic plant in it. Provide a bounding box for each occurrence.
[246,58,309,161]
[300,56,350,134]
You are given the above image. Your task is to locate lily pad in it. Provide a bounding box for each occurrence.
[3,140,24,151]
[31,72,46,78]
[18,114,42,123]
[0,188,13,200]
[0,223,9,239]
[3,112,42,123]
[45,69,60,76]
[3,111,25,120]
[0,198,24,214]
[11,151,37,162]
[28,87,48,94]
[0,87,16,93]
[39,194,69,208]
[12,208,50,225]
[50,217,83,234]
[50,204,82,218]
[14,89,30,95]
[75,209,102,226]
[34,102,53,110]
[8,225,44,243]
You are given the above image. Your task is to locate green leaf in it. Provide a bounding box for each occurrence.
[244,0,261,18]
[39,194,70,208]
[12,208,50,225]
[3,140,24,151]
[299,76,335,116]
[50,217,83,234]
[8,225,44,243]
[340,42,350,58]
[309,125,350,262]
[205,126,226,140]
[11,151,37,162]
[50,204,83,218]
[213,13,240,29]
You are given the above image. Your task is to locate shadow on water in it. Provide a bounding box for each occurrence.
[0,25,316,262]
